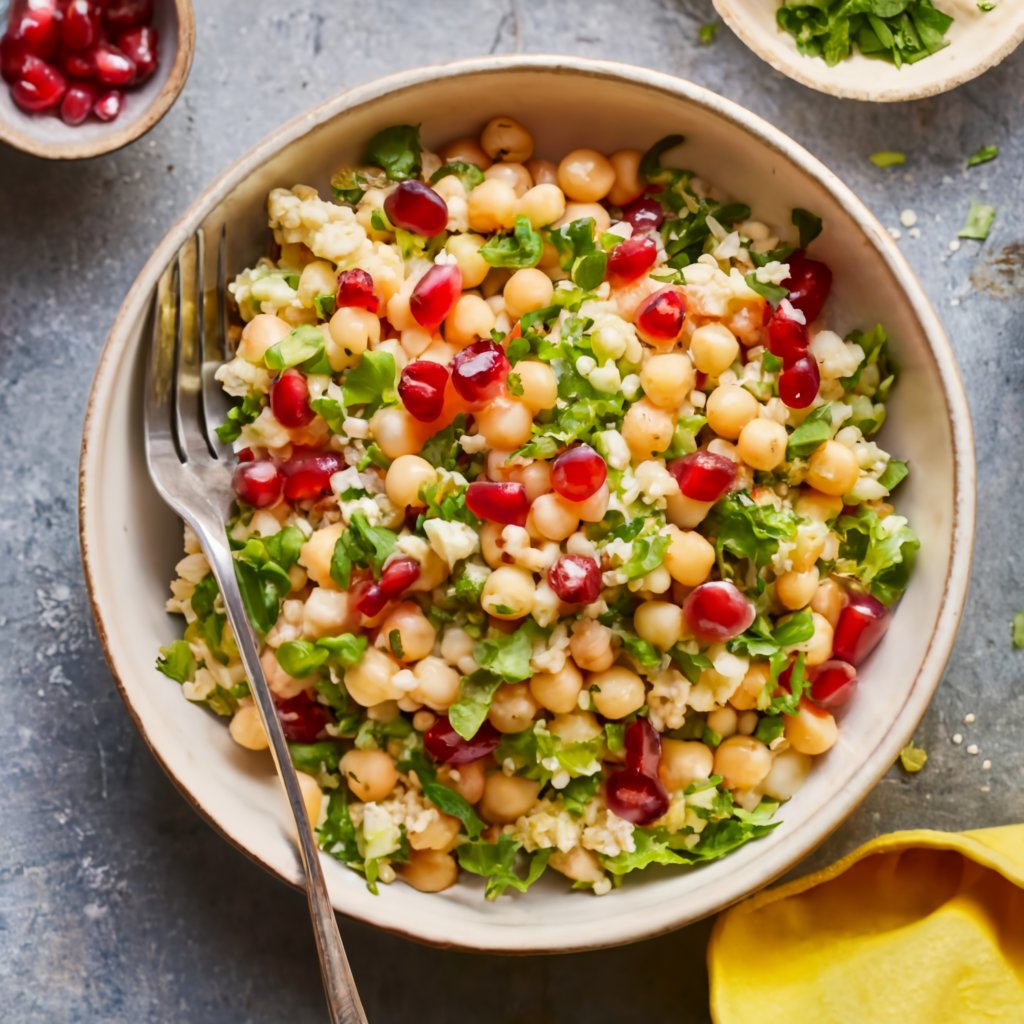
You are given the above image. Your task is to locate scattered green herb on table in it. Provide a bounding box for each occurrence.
[1012,612,1024,650]
[958,201,996,241]
[699,22,718,44]
[966,145,998,169]
[899,742,928,773]
[869,151,906,169]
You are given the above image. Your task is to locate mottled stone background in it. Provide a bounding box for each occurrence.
[1,1,1022,1021]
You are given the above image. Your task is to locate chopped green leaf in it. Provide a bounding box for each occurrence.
[869,151,906,168]
[1012,612,1024,650]
[958,201,996,241]
[699,22,718,44]
[707,491,799,573]
[449,670,506,740]
[264,324,325,372]
[744,272,789,307]
[792,207,823,249]
[457,836,552,899]
[966,145,998,169]
[623,532,670,580]
[276,640,330,678]
[315,633,368,668]
[639,134,686,185]
[430,161,485,191]
[480,215,543,268]
[899,742,928,773]
[835,507,919,606]
[473,625,538,682]
[156,639,195,683]
[362,123,422,181]
[786,402,835,459]
[216,393,263,444]
[877,459,908,492]
[342,350,397,414]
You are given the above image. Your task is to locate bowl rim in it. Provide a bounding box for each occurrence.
[78,53,976,953]
[0,0,195,161]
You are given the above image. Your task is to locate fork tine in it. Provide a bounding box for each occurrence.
[200,223,232,458]
[144,260,185,464]
[174,230,209,462]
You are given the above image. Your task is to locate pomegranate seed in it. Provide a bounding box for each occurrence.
[92,42,135,85]
[550,444,607,503]
[116,25,157,81]
[398,359,450,422]
[380,557,421,597]
[62,0,98,51]
[237,447,255,462]
[682,581,755,643]
[621,197,665,233]
[276,692,331,743]
[1,33,32,83]
[832,592,890,666]
[624,718,662,779]
[669,451,736,503]
[232,461,282,508]
[548,555,602,604]
[279,448,344,501]
[102,0,153,32]
[270,369,314,428]
[635,286,685,344]
[766,308,808,367]
[465,481,530,527]
[61,47,95,77]
[607,236,657,284]
[12,0,59,59]
[353,580,388,618]
[384,179,449,237]
[59,79,95,124]
[10,54,65,111]
[410,263,462,330]
[450,339,509,404]
[605,769,669,825]
[425,717,501,763]
[808,660,857,709]
[783,251,832,322]
[92,86,122,121]
[334,268,379,313]
[778,355,820,409]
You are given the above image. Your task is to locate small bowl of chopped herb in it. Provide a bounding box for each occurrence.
[713,0,1024,101]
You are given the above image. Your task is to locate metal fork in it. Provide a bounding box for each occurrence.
[144,228,367,1024]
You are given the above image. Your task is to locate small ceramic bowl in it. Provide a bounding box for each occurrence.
[0,0,194,160]
[714,0,1024,102]
[79,56,975,953]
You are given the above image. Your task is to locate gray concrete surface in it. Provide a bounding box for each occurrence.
[1,1,1022,1021]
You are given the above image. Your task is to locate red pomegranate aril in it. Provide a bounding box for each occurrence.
[62,47,95,78]
[353,580,389,618]
[59,80,95,124]
[102,0,153,32]
[548,555,602,604]
[682,581,756,643]
[92,86,122,121]
[424,717,501,764]
[276,692,332,743]
[12,0,59,59]
[766,309,809,367]
[624,718,662,779]
[232,461,282,508]
[1,33,32,83]
[10,54,65,111]
[808,660,857,709]
[409,263,462,329]
[334,267,379,313]
[784,251,832,322]
[380,557,421,597]
[384,179,449,237]
[92,41,135,85]
[779,355,820,409]
[605,769,669,825]
[465,481,530,527]
[62,0,98,51]
[270,369,314,428]
[669,450,736,503]
[621,197,665,233]
[607,236,657,283]
[237,447,255,462]
[280,448,344,501]
[832,592,890,666]
[551,444,607,503]
[635,286,685,343]
[450,338,509,404]
[398,359,450,422]
[116,25,157,81]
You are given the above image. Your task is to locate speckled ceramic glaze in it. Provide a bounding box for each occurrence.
[79,56,975,953]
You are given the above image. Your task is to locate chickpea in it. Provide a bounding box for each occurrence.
[480,521,509,569]
[410,656,461,711]
[640,352,695,409]
[811,577,845,627]
[551,710,603,743]
[297,260,337,308]
[488,682,540,733]
[480,773,542,824]
[795,488,844,523]
[259,647,308,699]
[385,454,437,508]
[760,749,813,801]
[705,383,759,440]
[370,406,423,459]
[634,600,684,650]
[229,704,269,751]
[793,611,834,667]
[664,527,716,586]
[296,771,323,829]
[400,326,432,358]
[446,233,490,289]
[570,620,616,673]
[665,491,714,530]
[565,482,609,524]
[378,601,436,663]
[440,136,492,169]
[660,739,714,792]
[510,458,553,500]
[481,565,535,619]
[327,307,380,371]
[607,148,644,207]
[340,748,399,802]
[445,293,496,347]
[530,660,584,714]
[549,846,605,884]
[484,161,533,197]
[503,268,555,319]
[420,338,457,365]
[299,523,344,589]
[518,183,566,229]
[558,201,612,234]
[807,441,860,497]
[707,705,739,739]
[514,360,558,413]
[412,709,436,732]
[776,568,819,611]
[784,700,838,755]
[480,115,534,163]
[440,757,486,805]
[302,589,353,639]
[791,525,827,572]
[589,667,646,719]
[529,493,580,542]
[729,662,771,711]
[344,647,402,707]
[476,398,533,449]
[408,812,461,852]
[405,550,448,593]
[557,148,615,203]
[689,322,740,377]
[622,398,676,460]
[738,418,789,472]
[713,735,773,790]
[736,710,759,736]
[398,849,459,893]
[432,174,466,205]
[467,178,519,233]
[238,313,291,364]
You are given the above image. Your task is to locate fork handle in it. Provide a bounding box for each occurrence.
[201,529,368,1024]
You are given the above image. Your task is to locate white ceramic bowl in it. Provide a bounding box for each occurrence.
[714,0,1024,102]
[79,56,975,953]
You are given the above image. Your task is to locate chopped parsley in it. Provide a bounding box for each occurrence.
[966,145,998,169]
[869,151,906,168]
[958,201,996,241]
[1012,612,1024,650]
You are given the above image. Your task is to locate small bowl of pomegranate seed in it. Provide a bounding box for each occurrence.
[0,0,194,159]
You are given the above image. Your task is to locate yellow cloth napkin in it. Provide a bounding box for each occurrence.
[708,826,1024,1023]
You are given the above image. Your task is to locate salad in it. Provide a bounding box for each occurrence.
[157,115,918,899]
